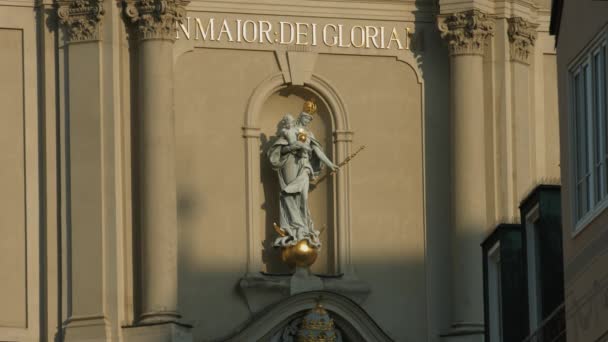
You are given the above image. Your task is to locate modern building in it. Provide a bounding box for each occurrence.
[0,0,562,341]
[551,0,608,341]
[482,185,565,342]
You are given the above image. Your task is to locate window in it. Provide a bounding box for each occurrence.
[487,242,503,342]
[525,205,542,331]
[569,27,608,230]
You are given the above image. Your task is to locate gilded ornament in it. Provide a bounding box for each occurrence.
[281,239,319,269]
[297,128,308,143]
[303,99,318,115]
[273,222,287,237]
[297,303,339,342]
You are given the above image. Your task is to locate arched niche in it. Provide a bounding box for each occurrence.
[243,73,354,277]
[258,87,335,274]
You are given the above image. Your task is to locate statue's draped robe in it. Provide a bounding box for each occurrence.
[268,128,323,247]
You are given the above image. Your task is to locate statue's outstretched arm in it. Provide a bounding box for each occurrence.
[312,145,338,171]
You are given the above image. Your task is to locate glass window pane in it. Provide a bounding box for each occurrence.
[576,72,587,178]
[572,36,608,225]
[579,65,589,174]
[575,73,580,177]
[579,179,589,218]
[584,177,590,213]
[605,45,608,197]
[586,64,595,208]
[594,51,606,201]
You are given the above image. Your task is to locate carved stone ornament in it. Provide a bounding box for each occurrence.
[57,0,105,42]
[123,0,190,40]
[438,9,495,56]
[270,305,344,342]
[508,17,538,64]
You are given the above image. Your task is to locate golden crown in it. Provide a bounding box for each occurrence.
[303,100,317,115]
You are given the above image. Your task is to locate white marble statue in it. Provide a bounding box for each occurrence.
[267,101,338,248]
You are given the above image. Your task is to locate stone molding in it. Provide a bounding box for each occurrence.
[438,9,495,56]
[57,0,105,42]
[123,0,189,41]
[508,17,538,64]
[228,291,387,342]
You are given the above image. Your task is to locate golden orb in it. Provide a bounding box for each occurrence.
[281,240,318,268]
[297,128,308,142]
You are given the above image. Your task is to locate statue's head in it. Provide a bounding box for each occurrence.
[281,113,294,128]
[298,112,313,126]
[298,99,317,126]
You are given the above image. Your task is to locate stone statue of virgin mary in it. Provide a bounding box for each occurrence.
[267,100,338,249]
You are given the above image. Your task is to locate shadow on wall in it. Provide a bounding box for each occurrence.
[176,256,426,342]
[412,0,453,340]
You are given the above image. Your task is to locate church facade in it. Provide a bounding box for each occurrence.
[0,0,560,341]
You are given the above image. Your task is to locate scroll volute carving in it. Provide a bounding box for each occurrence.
[508,17,538,64]
[57,0,105,42]
[122,0,190,41]
[438,9,495,56]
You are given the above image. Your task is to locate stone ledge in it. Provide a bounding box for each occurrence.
[122,321,193,342]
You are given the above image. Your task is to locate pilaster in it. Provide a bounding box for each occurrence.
[438,9,494,341]
[242,126,263,276]
[120,1,193,338]
[508,17,538,216]
[57,0,111,340]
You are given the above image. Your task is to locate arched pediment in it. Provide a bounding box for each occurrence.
[226,291,394,342]
[244,72,350,131]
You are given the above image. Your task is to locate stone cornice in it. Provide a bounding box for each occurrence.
[123,0,190,41]
[57,0,105,42]
[438,9,495,56]
[507,17,538,64]
[186,0,438,23]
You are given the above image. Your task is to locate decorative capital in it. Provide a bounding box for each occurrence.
[122,0,189,41]
[507,17,538,64]
[57,0,105,42]
[438,9,495,56]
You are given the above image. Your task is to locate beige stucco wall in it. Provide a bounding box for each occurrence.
[314,54,426,341]
[0,26,27,330]
[174,48,277,339]
[556,0,608,341]
[173,41,427,339]
[0,2,42,341]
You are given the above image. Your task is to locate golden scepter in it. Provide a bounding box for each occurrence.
[310,145,366,187]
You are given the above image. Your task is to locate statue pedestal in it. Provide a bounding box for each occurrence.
[239,271,370,314]
[290,267,323,295]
